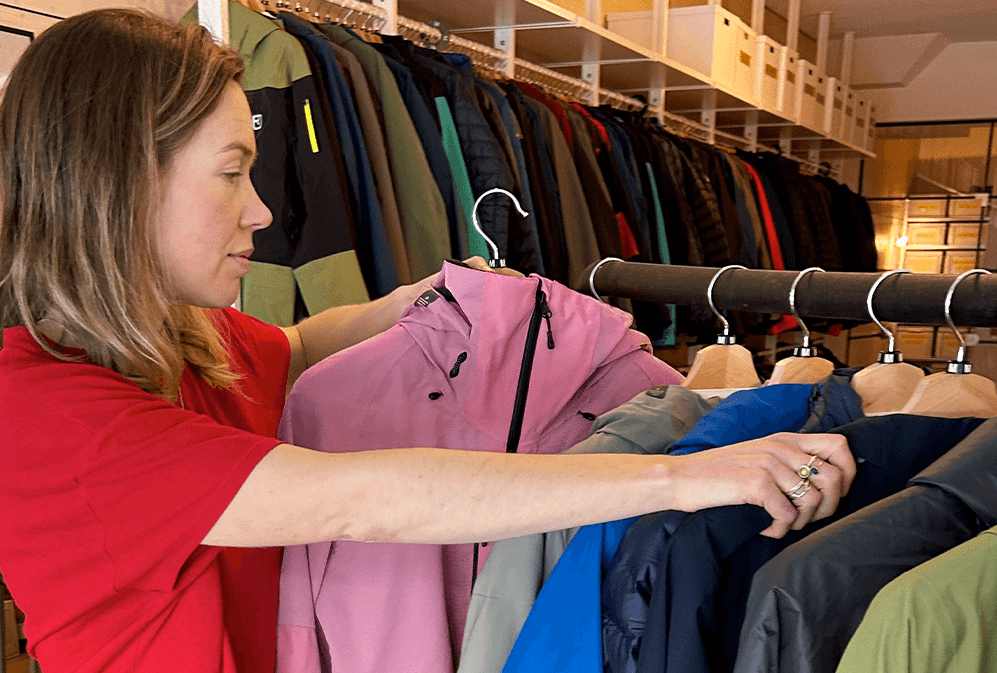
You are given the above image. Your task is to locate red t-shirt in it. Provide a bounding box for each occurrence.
[0,308,290,672]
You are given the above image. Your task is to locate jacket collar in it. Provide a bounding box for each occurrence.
[398,262,650,445]
[182,2,283,63]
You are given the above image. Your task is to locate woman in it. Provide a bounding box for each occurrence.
[0,9,854,673]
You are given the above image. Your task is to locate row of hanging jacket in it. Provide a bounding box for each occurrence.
[468,264,997,673]
[184,2,878,338]
[269,258,997,673]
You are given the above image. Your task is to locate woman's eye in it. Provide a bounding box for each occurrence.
[224,172,243,181]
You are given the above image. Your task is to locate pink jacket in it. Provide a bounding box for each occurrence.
[276,262,681,673]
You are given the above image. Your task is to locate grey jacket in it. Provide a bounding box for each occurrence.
[457,386,718,673]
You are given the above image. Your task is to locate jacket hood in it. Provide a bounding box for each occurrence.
[397,261,653,447]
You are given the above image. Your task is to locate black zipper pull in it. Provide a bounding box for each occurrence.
[541,293,554,349]
[450,351,468,378]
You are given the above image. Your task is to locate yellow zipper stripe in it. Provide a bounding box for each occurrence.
[304,99,319,154]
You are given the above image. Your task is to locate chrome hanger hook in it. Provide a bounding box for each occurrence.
[867,269,911,358]
[789,267,825,351]
[471,188,529,268]
[944,268,991,369]
[588,257,624,302]
[706,265,747,343]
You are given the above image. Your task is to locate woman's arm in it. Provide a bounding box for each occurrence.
[201,432,856,547]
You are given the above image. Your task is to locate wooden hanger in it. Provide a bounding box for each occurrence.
[850,269,926,414]
[768,267,836,385]
[683,265,762,390]
[900,269,997,419]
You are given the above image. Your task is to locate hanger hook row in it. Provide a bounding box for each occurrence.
[789,267,825,349]
[471,188,529,268]
[706,265,748,341]
[944,268,991,366]
[867,269,911,354]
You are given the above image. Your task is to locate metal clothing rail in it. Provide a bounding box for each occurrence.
[575,260,997,328]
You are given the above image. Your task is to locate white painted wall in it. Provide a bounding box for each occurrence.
[0,1,192,36]
[864,41,997,123]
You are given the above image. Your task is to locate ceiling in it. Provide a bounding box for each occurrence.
[764,0,997,43]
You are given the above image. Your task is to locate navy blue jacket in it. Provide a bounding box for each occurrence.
[606,414,984,673]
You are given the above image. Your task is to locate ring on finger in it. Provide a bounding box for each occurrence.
[798,455,819,479]
[787,481,811,499]
[787,479,811,499]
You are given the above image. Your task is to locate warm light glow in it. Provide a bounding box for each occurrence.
[896,236,909,247]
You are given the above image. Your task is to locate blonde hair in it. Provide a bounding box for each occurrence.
[0,9,247,398]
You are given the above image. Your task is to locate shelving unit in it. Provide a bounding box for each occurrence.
[367,0,875,163]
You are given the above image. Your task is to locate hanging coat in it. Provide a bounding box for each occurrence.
[735,417,997,673]
[182,2,370,326]
[275,261,682,673]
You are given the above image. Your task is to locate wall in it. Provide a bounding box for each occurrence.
[866,41,997,124]
[0,1,189,36]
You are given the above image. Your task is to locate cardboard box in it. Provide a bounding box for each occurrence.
[903,251,943,274]
[907,223,947,246]
[934,330,963,360]
[896,327,936,360]
[908,199,948,218]
[944,251,981,274]
[948,223,985,247]
[847,335,888,368]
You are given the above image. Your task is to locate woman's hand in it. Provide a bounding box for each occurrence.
[392,256,525,307]
[663,433,856,538]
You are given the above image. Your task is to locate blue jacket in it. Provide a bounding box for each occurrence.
[503,383,818,673]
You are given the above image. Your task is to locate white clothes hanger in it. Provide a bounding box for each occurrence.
[900,269,997,419]
[683,265,762,390]
[471,188,529,269]
[768,267,836,385]
[850,269,926,414]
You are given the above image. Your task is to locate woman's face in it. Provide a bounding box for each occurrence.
[156,80,271,308]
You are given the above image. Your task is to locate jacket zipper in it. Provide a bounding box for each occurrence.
[473,281,554,593]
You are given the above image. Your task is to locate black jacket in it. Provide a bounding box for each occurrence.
[735,417,997,673]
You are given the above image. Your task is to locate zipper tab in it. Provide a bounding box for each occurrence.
[541,293,554,349]
[450,351,468,378]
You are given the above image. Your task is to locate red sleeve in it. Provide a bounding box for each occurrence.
[73,387,282,592]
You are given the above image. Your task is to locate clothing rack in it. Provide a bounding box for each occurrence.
[268,0,388,31]
[576,260,997,327]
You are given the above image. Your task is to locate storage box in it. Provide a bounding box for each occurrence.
[734,18,757,102]
[755,35,781,110]
[908,199,948,218]
[797,60,825,131]
[780,47,800,121]
[866,103,878,152]
[934,330,963,360]
[944,250,981,274]
[852,97,870,147]
[903,250,943,274]
[896,327,936,360]
[605,10,653,50]
[841,88,856,145]
[824,78,844,136]
[906,223,947,246]
[666,5,740,90]
[952,198,986,219]
[948,223,986,247]
[847,335,888,367]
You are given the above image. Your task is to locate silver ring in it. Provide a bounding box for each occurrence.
[589,257,624,302]
[787,481,811,500]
